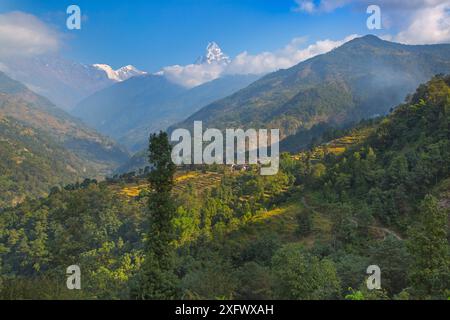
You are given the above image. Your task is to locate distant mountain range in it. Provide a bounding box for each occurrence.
[116,35,450,172]
[73,73,260,152]
[4,35,450,177]
[173,35,450,151]
[0,55,145,110]
[0,41,257,153]
[0,42,231,112]
[72,41,258,152]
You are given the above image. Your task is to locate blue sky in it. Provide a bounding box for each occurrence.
[0,0,449,87]
[0,0,374,71]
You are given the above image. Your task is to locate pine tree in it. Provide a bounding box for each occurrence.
[132,131,179,299]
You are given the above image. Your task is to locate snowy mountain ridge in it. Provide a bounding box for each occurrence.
[93,64,147,81]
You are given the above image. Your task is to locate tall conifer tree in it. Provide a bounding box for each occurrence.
[132,131,178,299]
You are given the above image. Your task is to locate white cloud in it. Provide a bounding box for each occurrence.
[226,35,358,75]
[161,34,358,87]
[293,0,353,13]
[394,3,450,44]
[293,0,450,44]
[0,11,60,58]
[161,62,225,88]
[163,0,450,88]
[293,0,449,13]
[293,1,317,13]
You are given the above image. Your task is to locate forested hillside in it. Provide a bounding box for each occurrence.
[0,72,129,171]
[1,76,448,300]
[0,72,129,207]
[174,36,450,148]
[0,117,87,207]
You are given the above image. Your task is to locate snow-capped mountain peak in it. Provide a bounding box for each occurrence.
[195,42,231,65]
[93,64,146,82]
[115,65,146,81]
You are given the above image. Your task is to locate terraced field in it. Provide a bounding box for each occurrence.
[315,127,373,156]
[292,126,374,162]
[173,171,222,193]
[114,171,224,198]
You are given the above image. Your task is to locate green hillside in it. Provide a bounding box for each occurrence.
[0,71,129,175]
[0,117,86,207]
[0,72,130,208]
[174,36,450,146]
[1,75,449,300]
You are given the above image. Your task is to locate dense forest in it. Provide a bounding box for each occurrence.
[0,75,449,300]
